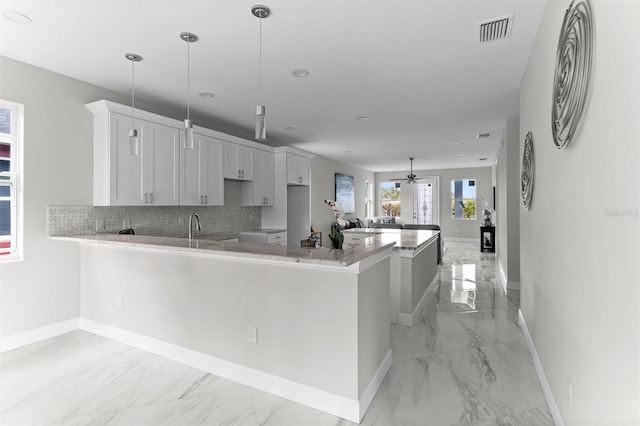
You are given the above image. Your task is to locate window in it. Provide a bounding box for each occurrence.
[0,100,23,261]
[451,179,476,219]
[380,182,401,217]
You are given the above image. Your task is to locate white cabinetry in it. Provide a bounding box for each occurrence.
[224,142,254,181]
[90,109,180,206]
[286,153,310,185]
[241,149,274,206]
[180,133,223,206]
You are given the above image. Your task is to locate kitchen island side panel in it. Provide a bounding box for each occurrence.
[80,244,389,401]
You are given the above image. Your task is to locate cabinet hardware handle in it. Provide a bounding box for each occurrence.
[205,195,208,204]
[149,193,153,204]
[144,193,147,204]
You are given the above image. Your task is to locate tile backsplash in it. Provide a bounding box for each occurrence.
[48,205,262,237]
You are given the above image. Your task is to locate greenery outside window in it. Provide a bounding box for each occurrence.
[451,179,476,219]
[0,100,23,262]
[380,182,401,217]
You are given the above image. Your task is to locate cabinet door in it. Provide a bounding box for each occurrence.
[223,142,239,179]
[262,150,274,205]
[286,153,310,185]
[238,145,254,181]
[201,136,223,205]
[180,135,203,206]
[145,122,181,205]
[109,112,145,205]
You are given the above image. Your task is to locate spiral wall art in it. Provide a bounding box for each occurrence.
[521,132,535,210]
[551,0,594,149]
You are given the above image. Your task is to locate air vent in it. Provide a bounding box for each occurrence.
[478,15,513,43]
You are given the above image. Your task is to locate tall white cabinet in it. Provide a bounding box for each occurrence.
[241,149,274,206]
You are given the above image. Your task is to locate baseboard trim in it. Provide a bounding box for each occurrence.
[518,310,564,426]
[358,350,392,420]
[0,317,80,353]
[79,318,375,423]
[398,275,438,327]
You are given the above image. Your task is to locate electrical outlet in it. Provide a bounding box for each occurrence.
[116,296,124,311]
[247,326,257,344]
[122,218,131,228]
[95,219,105,232]
[178,216,184,226]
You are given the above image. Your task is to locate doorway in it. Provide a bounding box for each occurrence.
[412,177,439,225]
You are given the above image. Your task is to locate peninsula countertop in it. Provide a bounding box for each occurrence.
[342,228,439,250]
[53,233,395,267]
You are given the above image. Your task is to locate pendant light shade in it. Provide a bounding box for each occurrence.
[252,5,270,142]
[255,105,266,140]
[180,32,198,150]
[125,53,143,156]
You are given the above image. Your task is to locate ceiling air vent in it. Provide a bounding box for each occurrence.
[478,15,513,43]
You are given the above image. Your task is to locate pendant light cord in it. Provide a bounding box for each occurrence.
[131,59,136,127]
[186,41,191,120]
[259,15,263,98]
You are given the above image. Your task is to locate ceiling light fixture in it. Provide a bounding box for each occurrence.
[2,10,32,24]
[292,69,309,78]
[252,4,271,141]
[199,92,215,99]
[125,53,143,156]
[180,32,198,150]
[355,116,368,121]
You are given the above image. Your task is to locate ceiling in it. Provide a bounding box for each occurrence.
[0,0,546,173]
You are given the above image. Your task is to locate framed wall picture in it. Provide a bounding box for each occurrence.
[335,173,355,214]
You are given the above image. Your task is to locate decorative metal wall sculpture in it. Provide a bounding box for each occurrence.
[551,0,594,149]
[522,132,535,209]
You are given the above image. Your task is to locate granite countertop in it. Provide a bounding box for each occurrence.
[342,228,439,250]
[240,228,287,235]
[53,233,394,267]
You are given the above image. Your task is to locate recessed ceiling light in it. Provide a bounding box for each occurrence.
[456,153,465,157]
[198,92,215,98]
[355,116,368,121]
[292,69,310,77]
[344,150,353,154]
[2,9,32,24]
[477,133,491,138]
[284,126,296,131]
[479,157,488,161]
[449,141,461,145]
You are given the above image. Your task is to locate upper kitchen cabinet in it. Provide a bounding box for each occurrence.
[180,132,224,206]
[86,101,180,206]
[223,141,254,181]
[286,152,310,186]
[241,148,274,206]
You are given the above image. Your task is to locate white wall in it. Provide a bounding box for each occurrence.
[495,117,520,286]
[519,1,639,424]
[309,156,374,247]
[376,167,492,240]
[0,56,238,337]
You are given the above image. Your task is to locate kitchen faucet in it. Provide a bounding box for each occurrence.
[188,213,202,240]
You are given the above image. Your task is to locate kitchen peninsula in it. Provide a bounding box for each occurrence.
[343,228,440,327]
[57,233,394,423]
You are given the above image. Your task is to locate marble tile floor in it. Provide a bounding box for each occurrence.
[0,242,552,426]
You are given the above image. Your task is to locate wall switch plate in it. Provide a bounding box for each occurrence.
[178,217,184,226]
[122,218,131,228]
[247,326,257,344]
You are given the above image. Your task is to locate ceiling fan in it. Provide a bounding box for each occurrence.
[391,157,426,184]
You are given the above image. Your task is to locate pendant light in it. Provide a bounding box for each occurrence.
[125,53,142,156]
[251,5,270,141]
[180,32,198,150]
